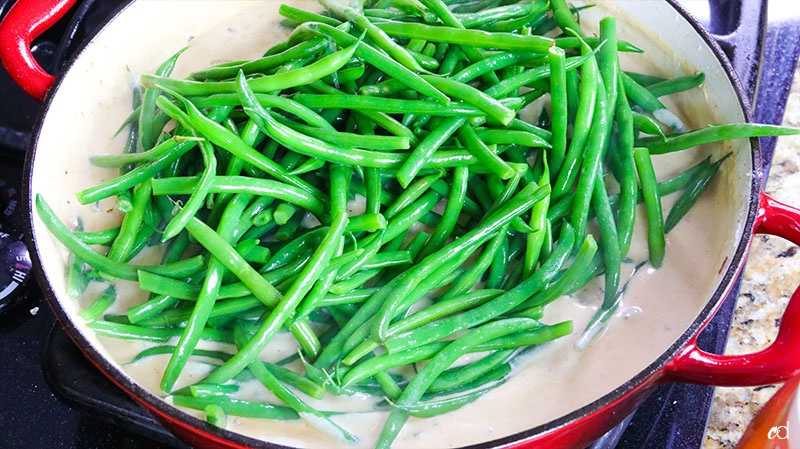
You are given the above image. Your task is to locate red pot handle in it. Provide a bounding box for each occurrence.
[664,191,800,386]
[0,0,79,102]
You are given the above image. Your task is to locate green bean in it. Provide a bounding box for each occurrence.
[183,217,283,306]
[162,139,217,241]
[79,285,117,322]
[550,0,584,35]
[138,50,181,146]
[189,93,337,131]
[397,117,466,188]
[171,395,299,420]
[151,176,327,219]
[137,271,200,300]
[624,71,666,87]
[647,72,705,98]
[293,93,481,118]
[190,383,239,397]
[457,124,516,179]
[598,17,619,110]
[485,50,596,99]
[621,71,687,132]
[89,319,230,344]
[346,213,388,233]
[569,48,611,247]
[203,404,227,428]
[633,147,665,267]
[524,161,550,278]
[263,227,328,272]
[279,3,342,26]
[342,343,444,386]
[392,381,502,418]
[636,123,800,154]
[73,227,120,245]
[420,75,515,126]
[592,174,621,307]
[665,154,731,233]
[106,181,151,262]
[127,294,180,324]
[417,166,469,259]
[182,107,322,202]
[521,235,599,308]
[273,203,300,228]
[321,0,424,73]
[416,0,504,85]
[36,195,204,281]
[384,171,443,219]
[614,75,638,256]
[278,116,410,151]
[632,111,668,137]
[266,362,327,400]
[142,42,358,96]
[234,325,357,443]
[391,289,503,339]
[607,155,712,212]
[142,297,263,328]
[237,74,409,171]
[77,139,197,205]
[160,193,252,392]
[236,239,271,265]
[191,37,328,81]
[551,46,598,200]
[427,348,514,393]
[451,51,543,84]
[548,46,568,174]
[458,1,547,29]
[476,320,574,350]
[375,20,554,52]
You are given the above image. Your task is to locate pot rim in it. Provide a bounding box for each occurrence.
[20,0,764,448]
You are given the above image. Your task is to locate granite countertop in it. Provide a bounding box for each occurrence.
[702,63,800,448]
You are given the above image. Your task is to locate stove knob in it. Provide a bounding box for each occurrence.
[0,231,32,313]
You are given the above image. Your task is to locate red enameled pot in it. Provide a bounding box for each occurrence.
[3,0,800,448]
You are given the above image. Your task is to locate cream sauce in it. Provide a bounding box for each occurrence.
[29,1,753,448]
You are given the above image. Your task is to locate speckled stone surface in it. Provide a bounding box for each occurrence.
[702,64,800,448]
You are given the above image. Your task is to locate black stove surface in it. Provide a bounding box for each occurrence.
[1,1,798,449]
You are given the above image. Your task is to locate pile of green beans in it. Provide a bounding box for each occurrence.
[36,0,800,447]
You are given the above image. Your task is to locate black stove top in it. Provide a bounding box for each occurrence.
[1,1,798,448]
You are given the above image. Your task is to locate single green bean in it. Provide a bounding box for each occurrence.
[77,139,197,205]
[162,139,217,241]
[191,37,328,81]
[664,154,730,233]
[171,395,299,420]
[151,176,328,220]
[36,195,204,281]
[374,20,554,52]
[633,147,666,267]
[142,42,358,96]
[636,123,800,154]
[646,72,705,98]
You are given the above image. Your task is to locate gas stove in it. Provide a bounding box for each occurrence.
[0,1,798,448]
